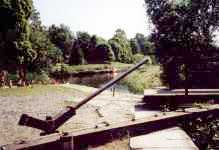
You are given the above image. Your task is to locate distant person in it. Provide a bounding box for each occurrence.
[0,70,8,87]
[111,67,118,96]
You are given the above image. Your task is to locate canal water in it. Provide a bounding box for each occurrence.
[66,72,114,88]
[53,72,130,93]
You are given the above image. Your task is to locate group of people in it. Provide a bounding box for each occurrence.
[0,70,11,88]
[0,70,29,88]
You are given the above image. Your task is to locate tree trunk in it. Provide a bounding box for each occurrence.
[18,64,27,86]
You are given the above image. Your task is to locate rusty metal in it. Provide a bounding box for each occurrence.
[3,108,219,150]
[18,57,149,134]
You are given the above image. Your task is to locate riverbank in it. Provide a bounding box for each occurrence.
[51,64,162,94]
[121,65,162,93]
[51,62,133,75]
[0,84,142,147]
[2,63,161,95]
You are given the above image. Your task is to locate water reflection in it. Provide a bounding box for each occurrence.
[59,72,114,88]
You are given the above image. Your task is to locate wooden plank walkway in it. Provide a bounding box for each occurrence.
[143,89,219,109]
[144,89,219,96]
[130,127,198,150]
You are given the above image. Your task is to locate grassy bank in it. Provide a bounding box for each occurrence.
[121,65,162,94]
[0,84,75,97]
[51,62,133,74]
[1,63,162,95]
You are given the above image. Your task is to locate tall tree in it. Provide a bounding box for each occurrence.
[109,29,133,63]
[145,0,219,88]
[29,9,62,71]
[69,31,91,65]
[130,38,139,54]
[69,32,114,64]
[0,0,17,68]
[90,36,115,63]
[130,33,154,55]
[48,24,74,63]
[0,0,35,84]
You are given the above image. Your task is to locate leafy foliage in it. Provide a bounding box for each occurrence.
[0,1,152,86]
[0,0,34,69]
[130,33,154,55]
[29,9,62,72]
[121,65,161,93]
[70,32,115,65]
[133,53,145,63]
[109,29,133,63]
[69,32,91,65]
[145,0,219,88]
[48,24,74,63]
[180,113,219,149]
[95,43,115,63]
[13,0,35,65]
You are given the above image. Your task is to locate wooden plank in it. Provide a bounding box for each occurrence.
[1,108,218,150]
[143,89,219,108]
[144,89,219,96]
[60,135,74,150]
[145,93,219,96]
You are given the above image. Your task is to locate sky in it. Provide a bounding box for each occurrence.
[33,0,151,39]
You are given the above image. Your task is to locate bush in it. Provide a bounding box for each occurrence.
[94,43,115,63]
[121,65,162,93]
[109,39,133,64]
[26,73,34,81]
[133,54,145,63]
[34,71,51,84]
[8,73,19,82]
[51,63,113,74]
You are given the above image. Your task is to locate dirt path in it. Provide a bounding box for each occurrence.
[0,84,142,146]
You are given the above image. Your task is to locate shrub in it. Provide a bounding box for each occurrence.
[8,74,19,82]
[26,73,34,81]
[133,54,145,63]
[121,65,162,93]
[34,71,51,84]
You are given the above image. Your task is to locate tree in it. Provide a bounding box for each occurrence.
[48,24,74,63]
[130,38,139,54]
[0,0,35,85]
[69,31,91,65]
[0,1,17,68]
[94,40,115,64]
[69,32,114,65]
[109,29,133,63]
[29,9,62,72]
[30,8,41,30]
[145,0,219,88]
[130,33,155,55]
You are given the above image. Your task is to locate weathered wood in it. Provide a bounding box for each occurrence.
[144,89,219,95]
[143,89,219,109]
[60,135,74,150]
[2,108,219,150]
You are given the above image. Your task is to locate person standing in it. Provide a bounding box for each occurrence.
[112,67,118,96]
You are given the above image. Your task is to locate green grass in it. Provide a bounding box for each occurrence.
[0,84,75,97]
[110,62,133,70]
[51,62,133,74]
[120,65,162,94]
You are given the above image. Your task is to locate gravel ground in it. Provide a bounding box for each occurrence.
[0,84,142,147]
